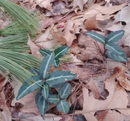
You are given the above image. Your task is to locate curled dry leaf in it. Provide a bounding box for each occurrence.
[84,15,98,30]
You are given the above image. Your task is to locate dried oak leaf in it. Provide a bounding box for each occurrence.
[78,34,104,61]
[80,66,129,120]
[87,70,110,100]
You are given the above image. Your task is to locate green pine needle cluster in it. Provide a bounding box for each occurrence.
[0,0,40,34]
[0,0,42,82]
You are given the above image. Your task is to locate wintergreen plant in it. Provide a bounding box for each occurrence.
[85,30,128,62]
[17,47,76,115]
[39,46,69,67]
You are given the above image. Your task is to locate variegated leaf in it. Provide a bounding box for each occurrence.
[41,83,49,100]
[50,83,64,88]
[17,80,43,100]
[46,71,76,86]
[59,83,71,99]
[57,100,69,114]
[105,43,124,56]
[47,94,60,104]
[54,46,69,59]
[53,59,60,67]
[35,91,49,115]
[85,32,105,44]
[39,53,54,78]
[39,49,51,57]
[107,51,128,62]
[106,30,125,44]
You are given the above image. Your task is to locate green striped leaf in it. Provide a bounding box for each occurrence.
[39,49,51,57]
[35,91,49,115]
[53,59,60,67]
[105,43,124,56]
[47,94,60,104]
[39,53,54,78]
[59,83,71,99]
[41,83,49,100]
[50,83,64,88]
[54,46,69,59]
[17,80,43,100]
[46,71,76,86]
[106,30,125,44]
[85,32,105,44]
[107,51,128,62]
[57,100,69,114]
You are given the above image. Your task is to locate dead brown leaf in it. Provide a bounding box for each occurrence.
[16,92,40,115]
[35,0,54,10]
[0,77,12,121]
[27,35,41,57]
[63,20,76,47]
[78,34,104,61]
[95,110,130,121]
[79,66,129,120]
[87,70,110,99]
[19,113,62,121]
[50,28,66,45]
[84,15,98,30]
[71,0,89,11]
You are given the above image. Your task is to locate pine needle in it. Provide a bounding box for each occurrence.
[0,0,40,34]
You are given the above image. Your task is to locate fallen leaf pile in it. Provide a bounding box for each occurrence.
[2,0,130,120]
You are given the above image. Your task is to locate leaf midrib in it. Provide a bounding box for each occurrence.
[55,48,67,58]
[107,32,124,43]
[46,75,74,82]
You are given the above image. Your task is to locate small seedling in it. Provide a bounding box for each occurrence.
[85,30,128,62]
[39,45,69,67]
[17,46,76,115]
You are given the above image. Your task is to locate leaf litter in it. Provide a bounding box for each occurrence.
[1,0,130,121]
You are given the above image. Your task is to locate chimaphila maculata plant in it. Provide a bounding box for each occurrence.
[17,46,76,115]
[39,45,69,67]
[85,30,128,62]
